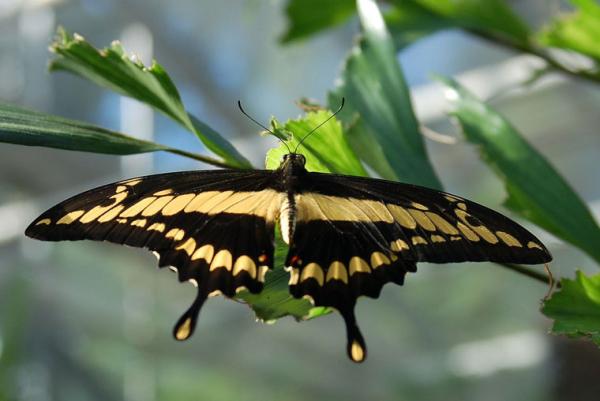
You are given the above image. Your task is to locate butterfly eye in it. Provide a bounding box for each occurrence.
[297,154,306,165]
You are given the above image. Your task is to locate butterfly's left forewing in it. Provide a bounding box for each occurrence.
[26,169,283,339]
[286,171,552,362]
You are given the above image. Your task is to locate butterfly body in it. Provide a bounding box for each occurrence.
[26,153,551,363]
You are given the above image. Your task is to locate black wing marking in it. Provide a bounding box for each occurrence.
[26,169,282,340]
[287,172,552,362]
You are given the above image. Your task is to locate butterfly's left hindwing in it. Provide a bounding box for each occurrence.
[26,169,282,340]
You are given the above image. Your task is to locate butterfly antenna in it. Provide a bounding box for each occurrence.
[238,100,292,154]
[294,97,345,153]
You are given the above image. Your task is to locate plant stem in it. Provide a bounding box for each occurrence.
[498,262,557,287]
[468,29,600,85]
[165,147,243,169]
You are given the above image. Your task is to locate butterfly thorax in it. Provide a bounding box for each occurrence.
[278,153,307,245]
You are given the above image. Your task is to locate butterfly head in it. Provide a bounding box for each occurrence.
[280,153,306,173]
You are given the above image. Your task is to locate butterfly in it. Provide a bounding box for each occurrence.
[25,102,552,363]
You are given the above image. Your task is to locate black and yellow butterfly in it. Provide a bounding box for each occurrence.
[26,148,551,362]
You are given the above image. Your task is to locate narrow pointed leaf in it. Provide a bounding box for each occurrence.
[438,76,600,264]
[0,103,232,168]
[542,271,600,346]
[49,28,250,168]
[0,103,168,154]
[335,0,442,189]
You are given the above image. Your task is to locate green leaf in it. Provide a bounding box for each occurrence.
[538,0,600,63]
[542,271,600,346]
[237,229,331,322]
[384,2,452,49]
[327,92,399,180]
[396,0,531,46]
[280,0,356,43]
[438,76,600,264]
[0,103,167,154]
[0,103,233,168]
[265,109,367,176]
[335,0,442,188]
[49,27,250,168]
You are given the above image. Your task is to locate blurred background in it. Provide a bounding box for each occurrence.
[1,0,599,400]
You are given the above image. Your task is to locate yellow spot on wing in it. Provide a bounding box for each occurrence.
[35,218,51,226]
[370,252,391,269]
[176,237,196,256]
[175,318,192,340]
[147,222,166,232]
[288,268,300,285]
[142,196,174,216]
[80,192,128,224]
[457,222,479,241]
[390,239,409,252]
[326,261,348,283]
[431,235,445,243]
[411,202,429,210]
[165,228,185,241]
[408,209,436,231]
[130,219,147,228]
[473,227,498,244]
[124,179,141,186]
[257,266,269,282]
[162,193,196,216]
[301,263,324,286]
[426,212,459,235]
[98,205,125,222]
[210,249,233,271]
[350,341,365,363]
[192,244,214,263]
[527,241,543,250]
[444,194,461,202]
[57,210,84,225]
[120,197,156,218]
[183,190,281,221]
[457,202,467,210]
[153,189,173,196]
[411,236,427,245]
[496,231,522,247]
[349,256,370,276]
[455,210,498,244]
[296,194,393,223]
[116,185,128,193]
[387,204,417,229]
[233,255,257,278]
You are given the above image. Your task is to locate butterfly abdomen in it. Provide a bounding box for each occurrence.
[279,194,296,245]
